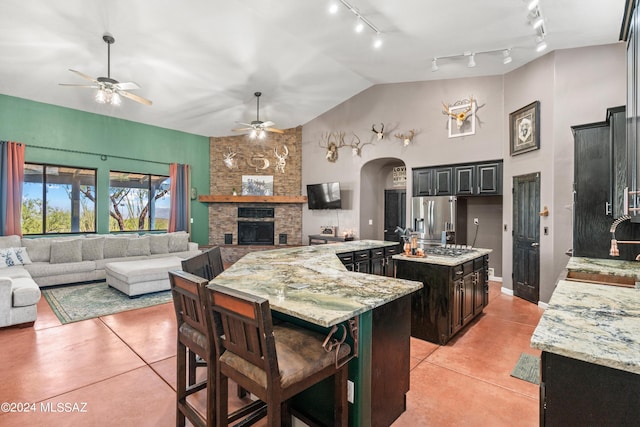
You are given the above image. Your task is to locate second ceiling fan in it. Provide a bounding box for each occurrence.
[233,92,284,138]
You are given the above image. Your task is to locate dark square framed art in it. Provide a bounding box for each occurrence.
[510,101,540,156]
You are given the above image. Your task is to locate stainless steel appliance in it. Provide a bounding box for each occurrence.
[412,196,467,246]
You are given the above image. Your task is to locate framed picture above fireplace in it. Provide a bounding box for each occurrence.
[241,175,274,196]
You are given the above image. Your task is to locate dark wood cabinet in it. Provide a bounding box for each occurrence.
[610,106,628,218]
[396,255,488,345]
[370,247,385,275]
[454,161,502,196]
[540,351,640,426]
[383,245,400,277]
[354,250,370,274]
[337,244,401,277]
[415,161,502,197]
[337,252,355,271]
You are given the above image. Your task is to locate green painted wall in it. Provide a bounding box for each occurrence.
[0,94,210,244]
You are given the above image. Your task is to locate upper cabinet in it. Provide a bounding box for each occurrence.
[622,0,640,220]
[414,160,502,198]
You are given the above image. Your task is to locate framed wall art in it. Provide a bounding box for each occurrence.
[510,101,540,156]
[241,175,273,196]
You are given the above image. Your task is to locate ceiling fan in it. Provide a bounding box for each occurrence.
[59,33,152,106]
[232,92,284,138]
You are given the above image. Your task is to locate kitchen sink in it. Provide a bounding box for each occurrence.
[565,270,637,288]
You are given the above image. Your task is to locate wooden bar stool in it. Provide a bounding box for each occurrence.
[202,284,351,427]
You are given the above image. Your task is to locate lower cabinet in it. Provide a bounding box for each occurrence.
[338,244,401,277]
[396,255,488,345]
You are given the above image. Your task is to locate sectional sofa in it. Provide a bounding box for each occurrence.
[0,232,200,328]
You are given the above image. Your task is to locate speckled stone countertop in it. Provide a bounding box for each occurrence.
[392,248,492,266]
[531,279,640,375]
[566,257,640,279]
[209,240,423,327]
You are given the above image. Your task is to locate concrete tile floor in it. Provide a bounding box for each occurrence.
[0,281,543,426]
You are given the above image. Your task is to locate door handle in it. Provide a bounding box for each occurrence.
[531,242,539,247]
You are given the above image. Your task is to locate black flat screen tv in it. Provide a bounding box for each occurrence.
[306,182,342,209]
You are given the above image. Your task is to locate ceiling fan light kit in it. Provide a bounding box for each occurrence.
[232,92,284,138]
[59,33,152,106]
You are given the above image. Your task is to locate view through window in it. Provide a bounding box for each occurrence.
[109,171,170,232]
[22,164,97,235]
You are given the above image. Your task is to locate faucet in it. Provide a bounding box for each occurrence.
[609,216,639,258]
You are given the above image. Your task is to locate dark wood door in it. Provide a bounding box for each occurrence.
[513,173,540,303]
[384,189,406,242]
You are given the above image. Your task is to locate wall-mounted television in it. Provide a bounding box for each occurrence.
[306,182,342,209]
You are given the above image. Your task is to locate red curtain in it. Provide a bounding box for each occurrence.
[1,141,25,236]
[168,163,190,232]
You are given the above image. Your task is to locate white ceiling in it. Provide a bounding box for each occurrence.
[0,0,627,137]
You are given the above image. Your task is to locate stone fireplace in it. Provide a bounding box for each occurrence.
[206,126,303,263]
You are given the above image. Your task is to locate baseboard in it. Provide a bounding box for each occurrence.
[501,286,514,296]
[538,301,549,309]
[489,275,502,282]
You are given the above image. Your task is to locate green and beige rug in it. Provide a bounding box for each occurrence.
[510,352,540,385]
[43,282,173,324]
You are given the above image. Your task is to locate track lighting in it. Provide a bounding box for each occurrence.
[532,16,544,29]
[536,40,548,52]
[373,32,383,49]
[467,53,476,68]
[431,58,438,72]
[503,49,512,64]
[329,0,383,49]
[527,0,539,11]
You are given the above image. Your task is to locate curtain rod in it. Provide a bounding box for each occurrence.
[26,144,170,166]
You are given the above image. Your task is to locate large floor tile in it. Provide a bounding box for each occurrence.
[392,362,538,427]
[484,293,544,327]
[99,302,176,364]
[0,366,174,427]
[426,314,540,398]
[34,296,62,330]
[409,336,439,362]
[0,319,144,403]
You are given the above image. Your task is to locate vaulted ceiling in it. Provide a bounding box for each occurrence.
[0,0,626,137]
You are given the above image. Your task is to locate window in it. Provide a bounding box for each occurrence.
[108,171,170,232]
[22,164,97,235]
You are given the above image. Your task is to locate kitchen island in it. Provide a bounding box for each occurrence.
[209,240,422,426]
[393,248,492,344]
[531,258,640,426]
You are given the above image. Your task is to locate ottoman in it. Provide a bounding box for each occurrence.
[105,256,183,297]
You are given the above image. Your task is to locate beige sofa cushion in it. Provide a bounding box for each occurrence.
[50,239,83,264]
[21,238,52,262]
[168,232,189,252]
[11,277,41,307]
[148,234,170,254]
[126,236,151,257]
[82,237,105,261]
[104,238,129,259]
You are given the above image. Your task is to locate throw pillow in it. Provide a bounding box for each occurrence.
[103,238,129,259]
[12,247,32,265]
[0,248,19,268]
[82,237,105,261]
[21,238,52,262]
[126,236,151,257]
[148,234,170,254]
[0,235,21,249]
[50,239,83,264]
[168,232,189,253]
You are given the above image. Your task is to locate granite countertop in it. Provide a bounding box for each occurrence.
[566,257,640,280]
[531,279,640,375]
[209,241,422,327]
[392,248,493,267]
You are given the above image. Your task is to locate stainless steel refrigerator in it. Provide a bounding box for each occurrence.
[411,196,467,246]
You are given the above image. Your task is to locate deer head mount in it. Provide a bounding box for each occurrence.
[394,129,415,146]
[442,96,475,129]
[347,133,371,156]
[274,145,288,173]
[319,131,345,162]
[222,147,237,169]
[371,123,385,140]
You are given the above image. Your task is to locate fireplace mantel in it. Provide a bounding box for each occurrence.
[198,195,307,204]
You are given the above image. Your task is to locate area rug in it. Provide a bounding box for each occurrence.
[43,282,173,324]
[510,352,540,384]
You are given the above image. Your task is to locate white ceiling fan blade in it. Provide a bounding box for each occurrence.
[236,122,254,127]
[232,127,252,132]
[261,120,275,128]
[265,127,285,134]
[115,81,141,91]
[69,69,99,83]
[59,83,100,88]
[117,90,152,106]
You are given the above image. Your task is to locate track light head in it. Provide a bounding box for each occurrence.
[467,53,476,68]
[503,49,512,64]
[373,33,383,49]
[329,1,339,14]
[527,0,539,11]
[536,40,548,52]
[431,58,438,72]
[355,18,364,33]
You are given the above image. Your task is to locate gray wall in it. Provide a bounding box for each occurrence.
[302,43,625,302]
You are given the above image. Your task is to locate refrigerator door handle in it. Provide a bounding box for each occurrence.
[429,200,434,236]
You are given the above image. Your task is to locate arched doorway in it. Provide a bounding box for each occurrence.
[359,157,406,240]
